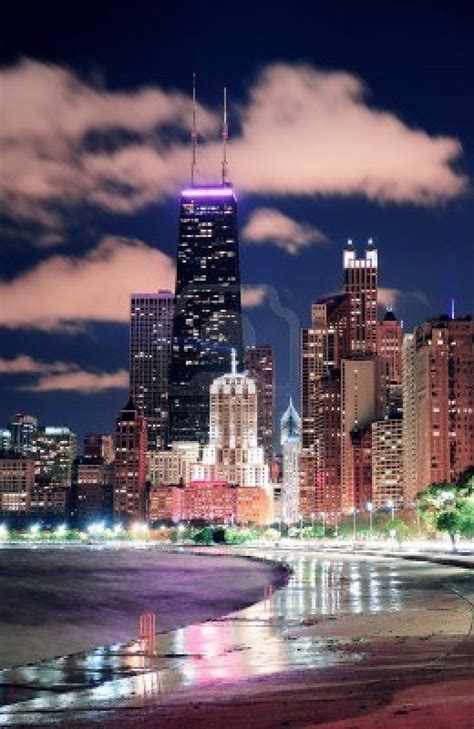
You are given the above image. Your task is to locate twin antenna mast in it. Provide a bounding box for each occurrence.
[190,75,229,186]
[190,73,198,186]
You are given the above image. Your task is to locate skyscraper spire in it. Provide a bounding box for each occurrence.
[191,73,198,185]
[221,86,229,184]
[230,347,237,375]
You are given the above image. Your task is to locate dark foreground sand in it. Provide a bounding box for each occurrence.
[0,546,283,668]
[62,553,474,729]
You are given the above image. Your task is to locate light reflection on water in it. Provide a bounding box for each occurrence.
[0,552,403,726]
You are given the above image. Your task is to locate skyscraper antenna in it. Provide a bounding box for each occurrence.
[230,347,237,375]
[451,298,455,320]
[191,73,197,185]
[221,86,229,184]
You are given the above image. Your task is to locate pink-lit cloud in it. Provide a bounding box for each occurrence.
[242,208,328,254]
[0,235,265,329]
[22,369,129,393]
[0,236,176,330]
[378,287,429,309]
[0,60,466,238]
[0,59,216,232]
[241,285,268,308]
[0,354,129,393]
[0,355,72,375]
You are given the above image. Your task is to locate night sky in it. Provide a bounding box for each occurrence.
[1,0,473,447]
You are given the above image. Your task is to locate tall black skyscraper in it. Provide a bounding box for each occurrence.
[168,184,243,444]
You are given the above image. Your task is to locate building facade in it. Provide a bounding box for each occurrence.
[301,295,348,452]
[130,290,175,449]
[194,352,272,496]
[401,333,418,505]
[350,425,373,511]
[31,427,76,487]
[377,310,403,415]
[71,456,113,526]
[83,434,114,464]
[113,398,147,521]
[0,452,33,517]
[244,345,275,463]
[343,239,378,355]
[341,357,381,512]
[169,185,243,445]
[280,398,301,524]
[149,484,183,523]
[371,417,404,509]
[8,414,38,456]
[413,316,473,491]
[147,441,200,486]
[0,430,12,452]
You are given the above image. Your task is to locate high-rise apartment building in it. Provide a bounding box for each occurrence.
[371,416,404,509]
[343,239,378,355]
[401,333,418,505]
[341,357,381,511]
[314,370,343,512]
[8,414,38,456]
[113,398,147,520]
[377,310,403,415]
[350,425,373,511]
[169,185,243,445]
[280,398,301,524]
[244,345,275,463]
[130,290,175,449]
[413,316,473,491]
[301,295,348,452]
[301,240,380,516]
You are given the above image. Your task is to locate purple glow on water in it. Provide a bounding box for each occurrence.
[182,187,234,198]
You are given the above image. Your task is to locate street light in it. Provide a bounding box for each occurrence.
[299,514,303,539]
[321,511,326,537]
[30,523,41,537]
[387,499,395,521]
[55,523,67,538]
[352,507,357,543]
[366,501,373,541]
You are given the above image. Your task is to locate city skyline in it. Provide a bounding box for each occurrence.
[1,1,473,444]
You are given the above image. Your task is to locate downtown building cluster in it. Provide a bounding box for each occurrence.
[116,180,275,527]
[1,110,472,529]
[298,240,473,524]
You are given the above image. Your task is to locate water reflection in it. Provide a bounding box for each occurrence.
[0,552,404,726]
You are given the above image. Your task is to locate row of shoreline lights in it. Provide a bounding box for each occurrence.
[0,521,187,540]
[0,503,398,541]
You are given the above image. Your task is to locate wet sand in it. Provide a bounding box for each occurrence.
[0,546,283,668]
[1,550,473,728]
[66,552,474,729]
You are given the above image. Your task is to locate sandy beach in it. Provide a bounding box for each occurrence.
[0,550,472,728]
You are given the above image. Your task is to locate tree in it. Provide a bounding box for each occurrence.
[417,468,474,550]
